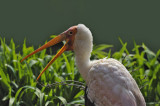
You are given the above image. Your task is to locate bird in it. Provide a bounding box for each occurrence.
[21,24,146,106]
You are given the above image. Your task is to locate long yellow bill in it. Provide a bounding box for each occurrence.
[21,25,77,81]
[36,41,68,80]
[21,33,68,80]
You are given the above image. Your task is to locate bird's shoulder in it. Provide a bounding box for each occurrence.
[88,58,132,82]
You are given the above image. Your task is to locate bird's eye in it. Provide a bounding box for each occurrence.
[69,31,73,35]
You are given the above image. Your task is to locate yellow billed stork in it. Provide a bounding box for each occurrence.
[21,24,146,106]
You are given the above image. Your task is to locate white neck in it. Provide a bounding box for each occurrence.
[75,49,92,81]
[73,24,93,82]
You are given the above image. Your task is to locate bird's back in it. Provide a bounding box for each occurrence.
[86,58,146,106]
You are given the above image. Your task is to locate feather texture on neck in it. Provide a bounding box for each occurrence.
[73,24,93,81]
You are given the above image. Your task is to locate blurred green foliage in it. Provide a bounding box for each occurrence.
[0,37,160,106]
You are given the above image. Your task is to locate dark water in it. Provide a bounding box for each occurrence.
[0,0,160,52]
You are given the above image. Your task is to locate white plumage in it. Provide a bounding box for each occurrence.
[87,59,145,106]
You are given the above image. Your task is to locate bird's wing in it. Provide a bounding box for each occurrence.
[86,58,146,106]
[120,89,137,106]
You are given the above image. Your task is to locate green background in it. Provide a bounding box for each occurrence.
[0,0,159,51]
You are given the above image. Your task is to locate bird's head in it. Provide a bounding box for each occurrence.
[21,24,92,80]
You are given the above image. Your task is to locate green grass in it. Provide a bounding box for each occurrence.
[0,37,160,106]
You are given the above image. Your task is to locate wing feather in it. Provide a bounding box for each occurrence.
[86,58,146,106]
